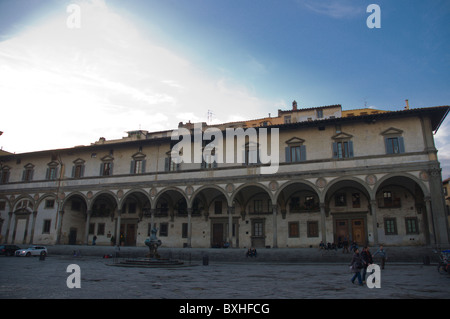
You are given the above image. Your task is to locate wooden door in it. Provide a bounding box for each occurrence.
[251,220,265,248]
[351,219,365,245]
[212,223,224,247]
[335,219,349,243]
[126,224,136,246]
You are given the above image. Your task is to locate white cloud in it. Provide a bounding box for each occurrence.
[0,1,272,153]
[299,0,364,19]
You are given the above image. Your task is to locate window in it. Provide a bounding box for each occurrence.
[73,164,84,178]
[0,167,10,184]
[384,218,397,235]
[42,220,51,234]
[97,223,105,236]
[182,223,188,238]
[159,223,168,237]
[165,155,179,172]
[316,109,323,118]
[289,222,299,238]
[45,199,55,209]
[305,196,315,210]
[286,145,306,162]
[385,137,405,154]
[46,166,58,180]
[383,191,392,207]
[101,162,113,176]
[284,116,291,124]
[332,141,354,159]
[253,221,264,237]
[89,223,95,235]
[290,197,300,211]
[254,200,263,213]
[405,218,419,234]
[307,221,319,237]
[335,193,347,206]
[352,193,360,208]
[214,201,222,214]
[130,152,146,174]
[22,164,34,182]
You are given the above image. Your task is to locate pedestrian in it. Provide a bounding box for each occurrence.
[342,237,349,254]
[93,235,97,245]
[349,248,364,286]
[361,246,373,283]
[373,245,387,269]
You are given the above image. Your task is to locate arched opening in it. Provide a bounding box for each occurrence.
[61,193,88,245]
[192,186,229,248]
[232,184,273,248]
[324,179,371,246]
[276,182,321,247]
[154,188,188,247]
[120,190,150,246]
[375,175,428,245]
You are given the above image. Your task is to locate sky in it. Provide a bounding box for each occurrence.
[0,0,449,176]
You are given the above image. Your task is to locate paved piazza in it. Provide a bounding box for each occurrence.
[0,255,449,300]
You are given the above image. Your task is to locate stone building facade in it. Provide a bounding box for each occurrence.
[0,104,449,248]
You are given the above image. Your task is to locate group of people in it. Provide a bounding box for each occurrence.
[319,238,357,253]
[349,245,387,286]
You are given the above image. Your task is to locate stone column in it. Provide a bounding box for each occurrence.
[424,197,435,245]
[56,210,64,244]
[272,204,278,248]
[320,203,327,244]
[428,165,450,245]
[29,211,37,245]
[227,206,234,247]
[115,209,122,245]
[150,208,156,229]
[85,209,92,245]
[4,212,12,244]
[187,207,192,248]
[370,200,379,245]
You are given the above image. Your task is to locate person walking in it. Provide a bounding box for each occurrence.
[342,237,349,253]
[349,248,364,286]
[361,246,373,283]
[373,245,387,269]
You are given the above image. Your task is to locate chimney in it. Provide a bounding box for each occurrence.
[292,100,298,111]
[405,99,409,110]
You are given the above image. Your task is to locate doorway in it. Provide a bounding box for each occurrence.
[120,223,137,246]
[335,217,366,246]
[68,228,77,245]
[251,219,265,248]
[212,223,224,248]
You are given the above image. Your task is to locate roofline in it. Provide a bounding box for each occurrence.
[1,105,448,159]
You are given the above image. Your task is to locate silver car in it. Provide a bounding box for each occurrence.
[15,246,47,257]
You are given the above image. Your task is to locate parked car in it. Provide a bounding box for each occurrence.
[0,245,21,256]
[15,246,48,257]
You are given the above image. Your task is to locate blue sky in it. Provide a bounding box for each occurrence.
[0,0,449,175]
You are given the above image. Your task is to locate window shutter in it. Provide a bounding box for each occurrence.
[141,160,146,173]
[300,145,306,161]
[398,137,405,153]
[332,142,338,158]
[348,141,354,157]
[45,168,50,180]
[100,163,104,176]
[109,162,114,175]
[81,165,85,178]
[130,160,135,174]
[164,157,170,172]
[71,166,75,178]
[385,137,393,154]
[22,170,26,181]
[285,146,291,163]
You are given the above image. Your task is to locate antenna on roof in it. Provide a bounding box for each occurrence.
[207,110,214,124]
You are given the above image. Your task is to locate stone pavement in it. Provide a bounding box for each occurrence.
[0,245,449,301]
